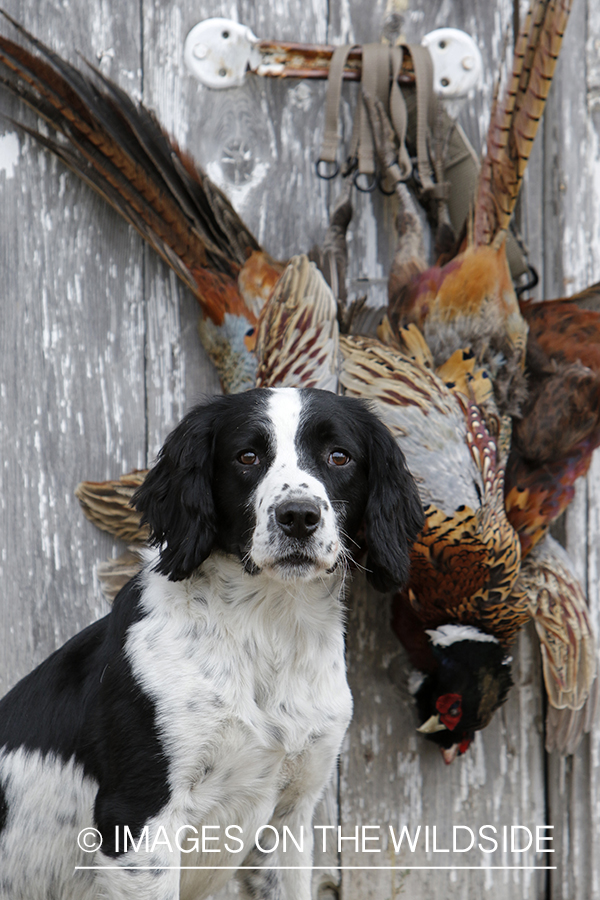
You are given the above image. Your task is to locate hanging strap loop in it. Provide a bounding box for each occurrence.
[316,44,357,177]
[405,43,437,197]
[318,41,451,210]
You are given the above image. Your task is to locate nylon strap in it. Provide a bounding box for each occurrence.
[321,43,413,182]
[406,43,436,195]
[362,44,400,175]
[319,45,356,164]
[318,39,530,284]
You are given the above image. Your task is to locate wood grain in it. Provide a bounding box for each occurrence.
[340,577,546,900]
[0,0,145,694]
[544,0,600,896]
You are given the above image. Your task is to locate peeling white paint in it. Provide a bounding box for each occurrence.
[0,132,20,179]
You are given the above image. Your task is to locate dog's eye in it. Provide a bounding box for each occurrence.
[238,450,259,466]
[328,450,351,467]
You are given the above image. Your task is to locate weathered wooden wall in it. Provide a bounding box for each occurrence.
[0,1,598,898]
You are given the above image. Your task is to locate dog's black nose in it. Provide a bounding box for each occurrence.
[276,500,321,538]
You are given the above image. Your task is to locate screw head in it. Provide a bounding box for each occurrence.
[192,42,208,60]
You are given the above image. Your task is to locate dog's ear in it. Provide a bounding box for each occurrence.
[133,402,220,581]
[363,418,424,593]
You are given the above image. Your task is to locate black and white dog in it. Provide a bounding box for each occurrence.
[0,387,423,900]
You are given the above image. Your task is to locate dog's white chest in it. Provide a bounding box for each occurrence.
[128,562,352,818]
[123,568,352,899]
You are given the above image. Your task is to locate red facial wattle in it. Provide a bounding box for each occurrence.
[435,693,463,731]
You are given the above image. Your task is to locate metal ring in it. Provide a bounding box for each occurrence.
[353,170,378,193]
[397,163,413,183]
[316,159,340,180]
[515,264,539,297]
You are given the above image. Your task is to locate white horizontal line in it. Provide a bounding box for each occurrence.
[75,865,556,871]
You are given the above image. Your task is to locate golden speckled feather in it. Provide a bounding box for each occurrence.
[474,0,573,245]
[340,333,484,513]
[255,255,339,392]
[75,470,148,544]
[517,534,596,712]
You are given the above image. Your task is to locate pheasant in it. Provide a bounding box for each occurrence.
[338,333,527,760]
[0,9,284,394]
[386,0,572,418]
[506,286,600,555]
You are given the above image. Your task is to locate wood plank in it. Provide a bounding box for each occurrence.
[0,0,145,694]
[545,0,600,893]
[140,0,334,451]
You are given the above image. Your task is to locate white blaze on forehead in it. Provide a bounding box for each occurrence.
[249,388,340,577]
[266,387,304,464]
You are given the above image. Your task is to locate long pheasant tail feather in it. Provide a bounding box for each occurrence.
[83,60,260,273]
[0,32,213,276]
[474,0,572,245]
[0,10,260,320]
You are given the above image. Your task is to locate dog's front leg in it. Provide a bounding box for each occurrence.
[236,800,316,900]
[92,839,181,900]
[272,801,316,900]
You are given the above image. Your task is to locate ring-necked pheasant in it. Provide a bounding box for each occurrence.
[506,286,600,555]
[338,332,526,761]
[387,0,572,418]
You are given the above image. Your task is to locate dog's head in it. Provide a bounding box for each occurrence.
[134,388,423,590]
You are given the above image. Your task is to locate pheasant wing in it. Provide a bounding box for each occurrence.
[255,255,339,392]
[339,333,484,513]
[75,470,149,543]
[519,534,597,712]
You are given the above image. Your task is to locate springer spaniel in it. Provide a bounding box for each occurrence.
[0,387,423,900]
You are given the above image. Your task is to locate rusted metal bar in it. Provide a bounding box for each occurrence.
[252,40,416,83]
[183,21,481,96]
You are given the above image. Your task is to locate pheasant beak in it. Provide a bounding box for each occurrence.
[417,714,448,734]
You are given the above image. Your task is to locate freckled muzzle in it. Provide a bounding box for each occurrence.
[250,479,341,579]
